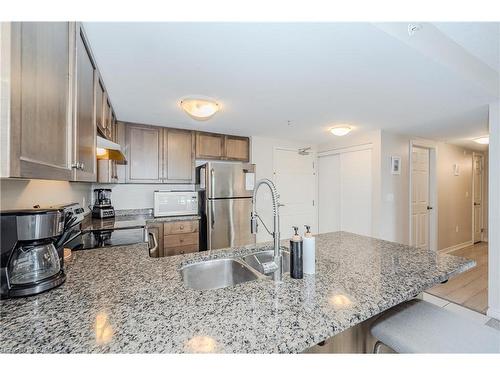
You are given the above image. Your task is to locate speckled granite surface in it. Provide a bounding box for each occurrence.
[82,214,200,232]
[0,232,474,353]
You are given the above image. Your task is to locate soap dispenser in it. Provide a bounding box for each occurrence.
[290,226,304,279]
[303,225,316,274]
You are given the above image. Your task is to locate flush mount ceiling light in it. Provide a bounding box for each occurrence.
[329,126,352,136]
[180,97,219,121]
[473,136,489,145]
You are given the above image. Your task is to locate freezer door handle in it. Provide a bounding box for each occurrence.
[210,168,215,199]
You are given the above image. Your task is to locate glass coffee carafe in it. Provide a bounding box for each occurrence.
[8,241,61,285]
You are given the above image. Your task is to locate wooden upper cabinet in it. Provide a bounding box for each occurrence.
[95,79,105,133]
[164,129,194,183]
[110,112,117,141]
[104,99,112,138]
[74,26,97,182]
[195,132,225,160]
[125,123,163,183]
[8,22,73,180]
[224,135,250,161]
[194,132,250,162]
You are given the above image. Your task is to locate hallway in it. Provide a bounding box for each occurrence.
[428,242,488,314]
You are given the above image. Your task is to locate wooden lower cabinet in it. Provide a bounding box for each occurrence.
[163,219,199,257]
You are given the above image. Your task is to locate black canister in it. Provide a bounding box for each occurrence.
[290,226,303,279]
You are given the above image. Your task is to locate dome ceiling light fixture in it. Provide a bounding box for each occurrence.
[180,97,220,121]
[473,136,489,145]
[329,125,352,136]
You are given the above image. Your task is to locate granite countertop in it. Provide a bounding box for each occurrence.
[0,232,474,353]
[81,213,200,232]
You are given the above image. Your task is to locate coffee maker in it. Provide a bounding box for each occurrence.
[1,208,66,298]
[1,203,86,299]
[91,188,115,219]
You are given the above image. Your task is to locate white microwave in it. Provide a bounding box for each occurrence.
[153,191,198,217]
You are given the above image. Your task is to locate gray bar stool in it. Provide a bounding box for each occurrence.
[370,299,500,353]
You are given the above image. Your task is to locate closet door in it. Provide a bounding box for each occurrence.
[318,154,340,233]
[318,148,372,236]
[339,149,372,236]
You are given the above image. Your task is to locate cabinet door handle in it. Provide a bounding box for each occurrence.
[71,162,79,169]
[179,225,184,230]
[148,232,159,257]
[80,162,85,170]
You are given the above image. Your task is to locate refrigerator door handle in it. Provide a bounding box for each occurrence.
[210,200,215,229]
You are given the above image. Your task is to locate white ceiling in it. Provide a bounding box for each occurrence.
[434,22,500,72]
[84,22,499,145]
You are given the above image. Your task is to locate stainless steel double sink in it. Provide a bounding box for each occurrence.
[180,249,290,291]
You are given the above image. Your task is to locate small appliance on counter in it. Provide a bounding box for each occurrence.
[0,203,85,299]
[153,191,198,217]
[91,188,115,219]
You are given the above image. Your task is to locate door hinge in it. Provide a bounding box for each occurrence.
[312,200,315,206]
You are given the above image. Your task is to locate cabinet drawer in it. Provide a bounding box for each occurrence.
[164,244,198,257]
[164,232,199,247]
[164,220,199,235]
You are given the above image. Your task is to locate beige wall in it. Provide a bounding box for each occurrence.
[0,179,93,212]
[437,144,474,250]
[380,131,411,244]
[483,151,489,241]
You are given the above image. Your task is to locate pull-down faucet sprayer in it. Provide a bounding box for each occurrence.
[250,179,282,282]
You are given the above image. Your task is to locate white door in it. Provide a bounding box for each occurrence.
[473,153,483,243]
[273,148,316,240]
[318,148,372,236]
[411,146,430,249]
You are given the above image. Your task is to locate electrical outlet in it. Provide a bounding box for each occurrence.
[455,225,459,233]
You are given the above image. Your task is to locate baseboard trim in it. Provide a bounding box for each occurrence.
[439,240,474,254]
[487,307,500,320]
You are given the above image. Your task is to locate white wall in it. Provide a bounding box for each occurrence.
[92,183,194,210]
[488,101,500,320]
[250,136,316,243]
[0,179,93,212]
[1,22,11,177]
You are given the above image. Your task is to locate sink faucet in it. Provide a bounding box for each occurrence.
[250,179,282,282]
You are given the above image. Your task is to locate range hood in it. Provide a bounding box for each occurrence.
[96,136,127,164]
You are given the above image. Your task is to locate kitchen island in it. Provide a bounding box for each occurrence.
[0,232,474,353]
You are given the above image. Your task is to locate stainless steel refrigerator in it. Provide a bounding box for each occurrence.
[197,162,256,251]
